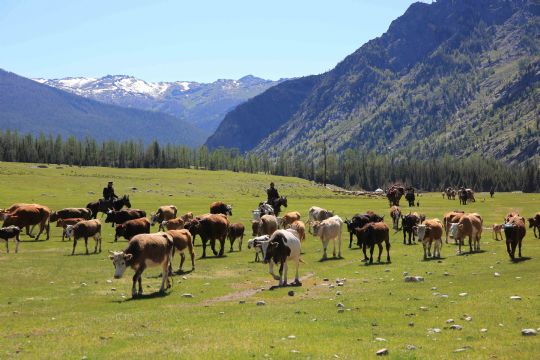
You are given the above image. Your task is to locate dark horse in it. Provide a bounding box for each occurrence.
[87,195,131,219]
[269,196,287,216]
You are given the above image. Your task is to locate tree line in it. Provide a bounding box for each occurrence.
[0,130,538,192]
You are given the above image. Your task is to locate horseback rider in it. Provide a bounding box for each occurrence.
[266,182,279,206]
[102,181,118,203]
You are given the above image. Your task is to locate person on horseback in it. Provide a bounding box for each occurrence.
[266,182,279,206]
[103,181,118,203]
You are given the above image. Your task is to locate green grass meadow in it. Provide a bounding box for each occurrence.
[0,162,539,359]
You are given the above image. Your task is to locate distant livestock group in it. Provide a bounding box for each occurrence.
[1,188,538,298]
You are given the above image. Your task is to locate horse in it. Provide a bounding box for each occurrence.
[269,196,287,216]
[87,195,131,219]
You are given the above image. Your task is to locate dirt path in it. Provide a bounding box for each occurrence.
[202,272,315,305]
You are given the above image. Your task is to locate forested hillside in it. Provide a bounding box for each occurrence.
[206,0,539,164]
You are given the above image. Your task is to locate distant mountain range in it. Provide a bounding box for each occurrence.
[0,69,207,146]
[206,0,539,164]
[35,75,285,132]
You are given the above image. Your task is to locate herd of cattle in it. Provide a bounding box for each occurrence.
[0,196,539,298]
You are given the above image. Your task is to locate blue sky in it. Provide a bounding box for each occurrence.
[0,0,424,82]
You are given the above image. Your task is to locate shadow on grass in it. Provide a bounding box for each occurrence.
[122,291,171,302]
[198,254,228,260]
[511,256,532,263]
[20,238,50,243]
[65,252,102,257]
[456,249,487,256]
[363,260,391,266]
[170,269,194,276]
[422,256,446,262]
[318,256,345,263]
[269,282,302,290]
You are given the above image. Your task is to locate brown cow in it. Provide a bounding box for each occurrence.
[287,220,306,242]
[167,229,195,273]
[180,212,194,222]
[0,226,21,253]
[56,218,85,241]
[416,219,443,259]
[354,222,391,264]
[252,214,278,237]
[50,208,92,222]
[504,217,526,260]
[150,205,178,231]
[390,206,401,230]
[66,219,102,255]
[227,223,245,252]
[3,204,50,240]
[443,210,465,243]
[492,223,503,241]
[209,201,232,216]
[115,217,151,241]
[450,214,482,254]
[109,232,174,298]
[184,214,229,258]
[527,212,540,239]
[280,211,301,228]
[161,217,185,231]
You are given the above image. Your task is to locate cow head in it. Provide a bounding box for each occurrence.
[109,250,133,278]
[184,219,200,237]
[56,219,65,228]
[49,212,59,222]
[225,204,233,216]
[527,218,536,228]
[311,221,321,236]
[416,224,427,242]
[247,235,270,249]
[65,225,74,238]
[150,212,158,226]
[105,210,115,223]
[115,224,125,237]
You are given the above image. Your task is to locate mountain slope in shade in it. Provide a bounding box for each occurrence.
[36,75,285,132]
[206,0,539,164]
[0,69,207,146]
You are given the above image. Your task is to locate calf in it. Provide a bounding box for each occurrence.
[416,219,443,259]
[209,201,232,216]
[527,212,540,238]
[280,211,301,228]
[247,235,270,262]
[150,205,177,231]
[390,206,401,230]
[161,218,185,231]
[184,214,229,258]
[167,229,195,273]
[227,223,245,252]
[180,212,194,222]
[287,220,306,242]
[449,214,482,254]
[312,215,343,260]
[308,206,333,232]
[354,222,391,264]
[401,213,423,245]
[258,230,302,287]
[109,232,174,298]
[492,223,503,241]
[49,208,92,222]
[115,217,151,241]
[105,209,146,227]
[66,219,102,255]
[3,204,50,240]
[504,217,526,260]
[0,226,21,253]
[56,218,85,241]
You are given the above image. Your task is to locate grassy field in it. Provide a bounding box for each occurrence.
[0,162,539,359]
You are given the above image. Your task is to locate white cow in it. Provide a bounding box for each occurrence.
[257,229,302,287]
[312,215,343,260]
[308,206,334,233]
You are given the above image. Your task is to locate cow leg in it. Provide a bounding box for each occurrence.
[160,260,170,293]
[386,240,391,263]
[229,236,234,252]
[132,264,145,297]
[293,259,301,285]
[189,248,195,270]
[337,233,342,258]
[362,242,368,262]
[98,234,102,253]
[201,238,208,258]
[268,262,280,281]
[210,239,218,256]
[377,242,383,262]
[511,241,517,260]
[26,226,35,238]
[506,241,512,259]
[282,261,289,286]
[428,240,432,258]
[179,252,186,272]
[349,232,354,248]
[219,236,225,257]
[468,235,473,253]
[46,221,50,240]
[403,230,406,245]
[84,236,89,255]
[4,239,8,253]
[71,238,77,255]
[15,233,20,253]
[321,239,328,260]
[369,244,375,264]
[518,239,522,258]
[332,238,336,258]
[423,241,427,259]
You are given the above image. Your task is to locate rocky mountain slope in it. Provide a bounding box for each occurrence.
[206,0,539,164]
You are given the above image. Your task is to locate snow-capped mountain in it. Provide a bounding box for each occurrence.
[35,75,285,132]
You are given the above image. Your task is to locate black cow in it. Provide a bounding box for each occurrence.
[105,209,146,227]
